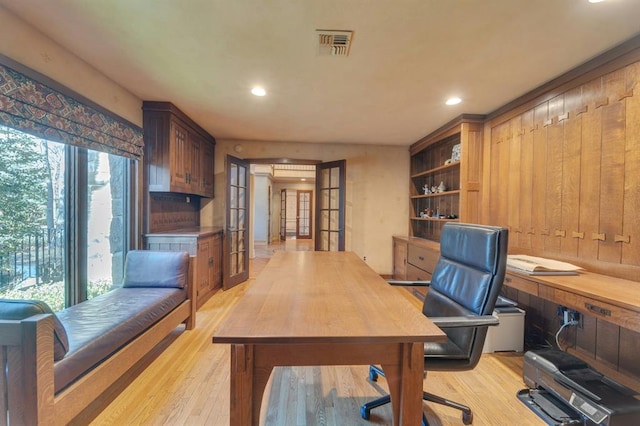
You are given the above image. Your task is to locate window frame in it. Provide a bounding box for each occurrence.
[0,55,140,308]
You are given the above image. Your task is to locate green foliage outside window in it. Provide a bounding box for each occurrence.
[0,127,49,251]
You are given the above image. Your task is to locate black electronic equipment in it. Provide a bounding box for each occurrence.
[518,349,640,426]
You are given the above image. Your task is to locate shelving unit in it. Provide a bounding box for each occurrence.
[409,114,484,241]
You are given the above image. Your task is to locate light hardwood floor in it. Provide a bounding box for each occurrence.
[81,239,544,426]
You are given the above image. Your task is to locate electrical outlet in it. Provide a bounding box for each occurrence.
[567,309,581,327]
[557,306,581,327]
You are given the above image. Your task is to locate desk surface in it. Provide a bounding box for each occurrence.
[508,269,640,314]
[214,250,445,344]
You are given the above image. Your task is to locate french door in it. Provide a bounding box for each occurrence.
[315,160,346,251]
[224,155,249,289]
[296,190,312,239]
[279,188,286,241]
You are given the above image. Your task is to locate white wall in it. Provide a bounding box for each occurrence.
[253,173,270,243]
[0,6,142,126]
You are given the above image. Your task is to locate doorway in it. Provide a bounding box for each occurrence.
[225,157,346,285]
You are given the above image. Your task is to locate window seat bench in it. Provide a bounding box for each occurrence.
[0,250,196,425]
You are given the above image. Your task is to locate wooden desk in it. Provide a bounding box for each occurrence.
[505,270,640,333]
[213,251,445,425]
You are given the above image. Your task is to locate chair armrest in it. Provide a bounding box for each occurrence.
[386,280,431,287]
[429,315,499,328]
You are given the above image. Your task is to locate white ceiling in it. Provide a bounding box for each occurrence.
[2,0,640,146]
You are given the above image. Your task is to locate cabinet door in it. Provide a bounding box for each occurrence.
[188,134,201,194]
[196,238,211,306]
[170,119,190,193]
[200,140,215,197]
[393,238,408,280]
[210,232,223,290]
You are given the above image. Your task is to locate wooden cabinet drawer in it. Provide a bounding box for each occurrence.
[504,273,539,296]
[550,288,640,334]
[406,263,432,282]
[407,244,439,274]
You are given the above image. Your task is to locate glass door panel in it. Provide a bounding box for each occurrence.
[225,155,249,289]
[315,160,345,251]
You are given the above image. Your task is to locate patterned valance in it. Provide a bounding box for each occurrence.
[0,62,143,159]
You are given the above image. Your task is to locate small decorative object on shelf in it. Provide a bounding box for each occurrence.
[437,181,447,193]
[451,143,461,162]
[422,184,430,195]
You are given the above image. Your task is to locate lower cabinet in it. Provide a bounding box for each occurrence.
[393,236,440,300]
[146,228,223,309]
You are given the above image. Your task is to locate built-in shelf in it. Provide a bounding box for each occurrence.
[409,114,484,241]
[410,161,460,179]
[411,190,461,199]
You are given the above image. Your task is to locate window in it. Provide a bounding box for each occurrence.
[0,58,142,310]
[0,126,131,311]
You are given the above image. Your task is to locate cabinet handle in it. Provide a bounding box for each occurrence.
[209,257,214,266]
[418,256,425,261]
[614,234,630,243]
[585,302,611,317]
[572,231,584,239]
[554,230,566,237]
[504,277,512,283]
[592,233,606,241]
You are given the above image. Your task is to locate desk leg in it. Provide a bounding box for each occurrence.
[382,342,423,425]
[229,344,273,426]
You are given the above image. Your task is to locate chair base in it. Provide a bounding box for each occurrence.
[361,366,473,425]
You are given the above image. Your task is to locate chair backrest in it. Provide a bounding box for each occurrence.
[423,223,508,370]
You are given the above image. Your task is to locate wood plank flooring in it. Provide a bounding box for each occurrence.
[80,240,545,425]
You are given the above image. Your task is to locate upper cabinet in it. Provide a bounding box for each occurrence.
[409,114,484,241]
[143,101,216,198]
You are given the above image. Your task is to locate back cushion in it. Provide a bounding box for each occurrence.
[122,250,189,289]
[0,299,69,361]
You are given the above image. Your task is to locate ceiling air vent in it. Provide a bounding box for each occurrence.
[316,30,353,57]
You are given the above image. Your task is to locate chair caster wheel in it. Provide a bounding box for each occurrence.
[360,405,371,420]
[368,368,378,382]
[462,411,473,424]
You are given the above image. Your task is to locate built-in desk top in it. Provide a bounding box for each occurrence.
[505,269,640,333]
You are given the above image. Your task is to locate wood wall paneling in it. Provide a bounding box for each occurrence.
[560,86,582,258]
[507,115,521,248]
[578,77,603,262]
[531,103,549,252]
[599,69,626,264]
[619,327,640,379]
[623,62,640,265]
[519,109,534,250]
[545,95,564,254]
[575,314,597,358]
[487,59,640,280]
[149,193,200,233]
[595,320,620,370]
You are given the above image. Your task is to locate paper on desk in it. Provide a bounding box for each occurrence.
[507,254,584,275]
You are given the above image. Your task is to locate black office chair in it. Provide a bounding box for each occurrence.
[361,223,508,425]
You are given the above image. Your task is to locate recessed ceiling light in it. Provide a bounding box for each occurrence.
[588,0,605,3]
[251,87,266,96]
[445,97,462,106]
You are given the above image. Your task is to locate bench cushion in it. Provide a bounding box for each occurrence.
[0,299,69,361]
[53,286,186,393]
[123,250,189,289]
